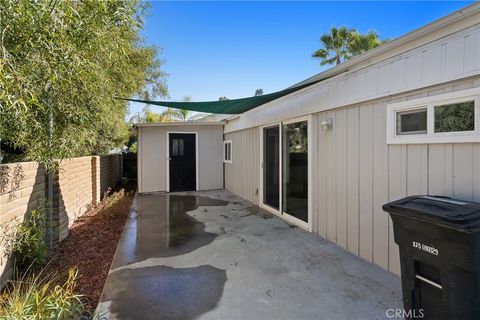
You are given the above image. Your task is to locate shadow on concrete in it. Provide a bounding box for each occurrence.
[105,265,227,320]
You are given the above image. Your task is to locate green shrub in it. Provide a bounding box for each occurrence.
[128,142,138,153]
[0,268,86,319]
[98,188,132,219]
[2,209,49,273]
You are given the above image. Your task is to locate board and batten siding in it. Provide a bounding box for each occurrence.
[224,127,260,204]
[138,125,224,193]
[224,78,480,275]
[315,79,480,274]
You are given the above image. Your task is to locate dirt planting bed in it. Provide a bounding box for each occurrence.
[44,188,134,313]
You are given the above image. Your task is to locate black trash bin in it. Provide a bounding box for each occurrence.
[383,195,480,320]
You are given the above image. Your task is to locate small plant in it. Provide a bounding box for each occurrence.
[128,142,137,153]
[97,188,132,219]
[0,268,86,319]
[1,209,49,273]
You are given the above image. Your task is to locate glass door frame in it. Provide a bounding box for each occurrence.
[259,123,283,215]
[259,115,312,231]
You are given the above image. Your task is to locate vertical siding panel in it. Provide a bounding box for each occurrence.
[428,144,446,196]
[252,128,257,202]
[231,133,237,195]
[235,132,242,196]
[347,106,359,255]
[453,144,475,201]
[464,31,480,72]
[444,144,454,196]
[240,131,246,200]
[407,145,428,195]
[311,115,319,234]
[326,111,337,242]
[359,105,373,262]
[372,103,389,269]
[247,129,252,202]
[335,109,347,248]
[317,113,328,237]
[388,145,406,274]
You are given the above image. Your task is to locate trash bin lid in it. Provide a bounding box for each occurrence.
[383,196,480,231]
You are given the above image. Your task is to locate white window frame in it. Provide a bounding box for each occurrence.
[223,140,232,163]
[387,88,480,144]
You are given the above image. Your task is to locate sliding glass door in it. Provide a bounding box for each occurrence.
[261,118,309,228]
[263,126,280,210]
[282,120,308,223]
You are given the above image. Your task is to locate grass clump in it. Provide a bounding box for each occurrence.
[1,209,49,273]
[96,188,132,219]
[0,268,86,319]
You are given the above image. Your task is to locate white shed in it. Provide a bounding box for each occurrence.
[136,122,224,193]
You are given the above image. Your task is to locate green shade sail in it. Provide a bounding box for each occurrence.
[119,80,321,114]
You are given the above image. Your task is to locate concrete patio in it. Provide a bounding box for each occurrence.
[96,190,402,320]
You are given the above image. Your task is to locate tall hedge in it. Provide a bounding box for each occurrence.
[0,0,167,169]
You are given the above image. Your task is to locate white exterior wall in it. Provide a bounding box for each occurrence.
[314,79,480,275]
[223,10,480,274]
[138,124,224,193]
[224,127,260,204]
[225,79,480,275]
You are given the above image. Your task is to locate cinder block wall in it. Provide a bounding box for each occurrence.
[99,154,122,198]
[0,162,46,285]
[55,156,96,241]
[0,154,122,285]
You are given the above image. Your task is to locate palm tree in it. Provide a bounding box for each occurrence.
[348,30,385,56]
[312,26,354,66]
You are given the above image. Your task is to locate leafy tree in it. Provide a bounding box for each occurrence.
[0,0,167,169]
[348,30,385,56]
[254,89,264,96]
[312,26,353,66]
[312,27,385,66]
[218,96,229,101]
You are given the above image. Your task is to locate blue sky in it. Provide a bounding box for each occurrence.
[127,1,473,118]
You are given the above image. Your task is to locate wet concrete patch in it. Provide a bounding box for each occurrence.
[240,205,274,219]
[98,190,402,320]
[104,265,227,320]
[112,194,229,267]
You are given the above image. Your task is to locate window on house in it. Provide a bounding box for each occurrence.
[396,108,427,135]
[387,88,479,144]
[434,101,475,133]
[224,140,232,163]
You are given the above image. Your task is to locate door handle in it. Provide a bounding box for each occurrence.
[167,157,171,160]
